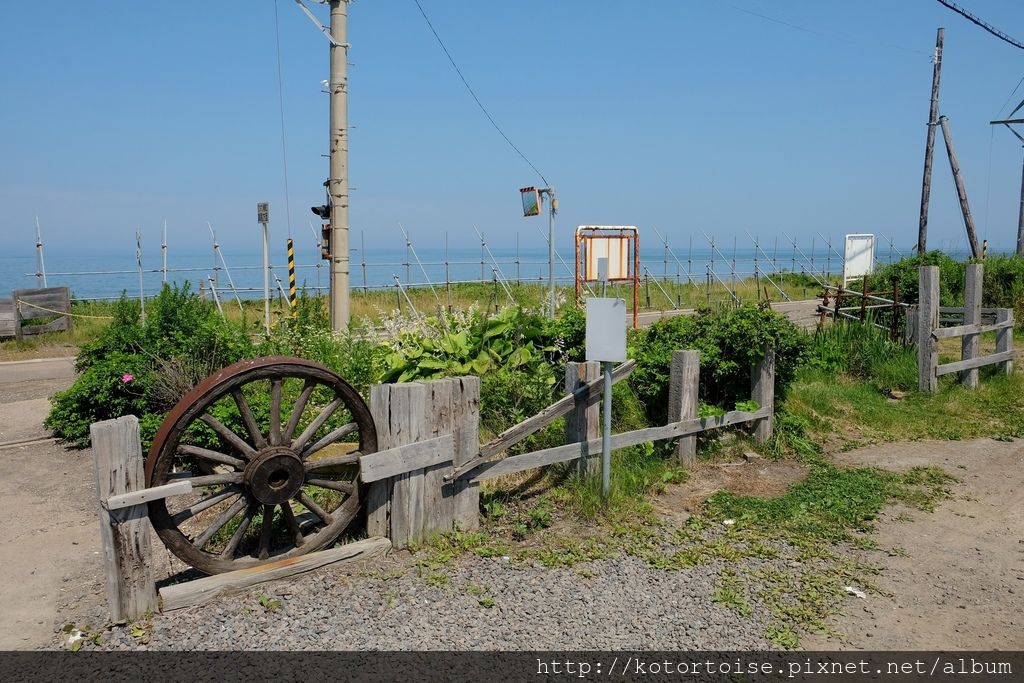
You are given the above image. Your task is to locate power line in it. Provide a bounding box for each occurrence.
[410,0,549,186]
[934,0,1024,51]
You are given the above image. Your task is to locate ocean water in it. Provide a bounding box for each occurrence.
[0,239,923,302]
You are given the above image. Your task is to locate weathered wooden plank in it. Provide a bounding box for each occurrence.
[667,350,700,464]
[477,360,635,460]
[446,360,636,482]
[960,264,983,388]
[450,376,480,531]
[105,480,193,511]
[367,383,428,547]
[422,379,455,536]
[469,408,769,483]
[995,309,1014,376]
[939,306,1001,314]
[751,346,775,443]
[918,266,940,393]
[159,537,391,612]
[936,350,1016,376]
[358,434,453,484]
[90,416,158,623]
[932,319,1015,339]
[566,361,601,478]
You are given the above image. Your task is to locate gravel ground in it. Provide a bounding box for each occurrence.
[56,552,776,651]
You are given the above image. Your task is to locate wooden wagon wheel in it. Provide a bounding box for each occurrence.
[145,356,377,575]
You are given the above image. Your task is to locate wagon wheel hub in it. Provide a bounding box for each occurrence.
[244,447,305,505]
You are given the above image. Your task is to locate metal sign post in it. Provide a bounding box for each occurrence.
[258,202,271,334]
[585,297,627,497]
[519,186,558,317]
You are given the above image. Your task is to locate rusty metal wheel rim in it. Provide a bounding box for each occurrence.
[146,356,377,575]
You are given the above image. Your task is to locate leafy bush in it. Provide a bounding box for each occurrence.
[46,285,253,447]
[629,304,808,424]
[867,251,965,307]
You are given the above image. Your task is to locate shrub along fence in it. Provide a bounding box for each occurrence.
[917,264,1014,393]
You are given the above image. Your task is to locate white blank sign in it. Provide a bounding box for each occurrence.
[844,234,875,284]
[585,298,627,363]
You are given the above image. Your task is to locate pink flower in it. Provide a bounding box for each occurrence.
[121,373,135,383]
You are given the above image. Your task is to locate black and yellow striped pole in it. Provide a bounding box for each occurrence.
[287,238,297,311]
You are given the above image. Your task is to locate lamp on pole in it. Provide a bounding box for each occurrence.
[520,186,558,316]
[258,202,271,334]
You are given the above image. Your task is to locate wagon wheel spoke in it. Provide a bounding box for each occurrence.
[232,388,267,449]
[291,398,344,453]
[220,502,258,559]
[305,478,355,495]
[269,379,283,445]
[199,413,256,459]
[176,445,246,470]
[194,495,249,550]
[305,452,361,471]
[296,491,332,525]
[283,380,316,443]
[301,422,359,459]
[280,502,304,547]
[171,485,243,525]
[257,504,275,560]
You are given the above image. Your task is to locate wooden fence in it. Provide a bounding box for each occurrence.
[0,287,72,340]
[89,346,775,621]
[917,264,1014,392]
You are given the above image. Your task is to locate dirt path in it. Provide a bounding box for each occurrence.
[805,439,1024,650]
[0,358,105,650]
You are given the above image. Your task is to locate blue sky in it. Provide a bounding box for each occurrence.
[1,0,1023,258]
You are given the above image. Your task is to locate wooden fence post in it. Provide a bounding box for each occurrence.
[917,266,940,393]
[751,346,775,443]
[566,361,600,477]
[996,308,1015,376]
[667,350,700,465]
[961,264,983,388]
[450,376,480,531]
[90,415,158,623]
[422,378,454,536]
[366,382,426,545]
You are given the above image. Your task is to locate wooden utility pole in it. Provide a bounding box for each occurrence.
[917,28,944,255]
[989,116,1024,256]
[938,116,981,258]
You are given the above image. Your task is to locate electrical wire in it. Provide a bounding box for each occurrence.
[410,0,549,186]
[934,0,1024,51]
[274,0,294,237]
[996,76,1024,118]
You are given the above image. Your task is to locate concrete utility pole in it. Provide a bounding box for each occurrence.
[328,0,350,330]
[917,28,944,255]
[258,202,271,334]
[938,116,981,259]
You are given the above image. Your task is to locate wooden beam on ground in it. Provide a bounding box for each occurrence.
[358,435,453,484]
[159,537,391,612]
